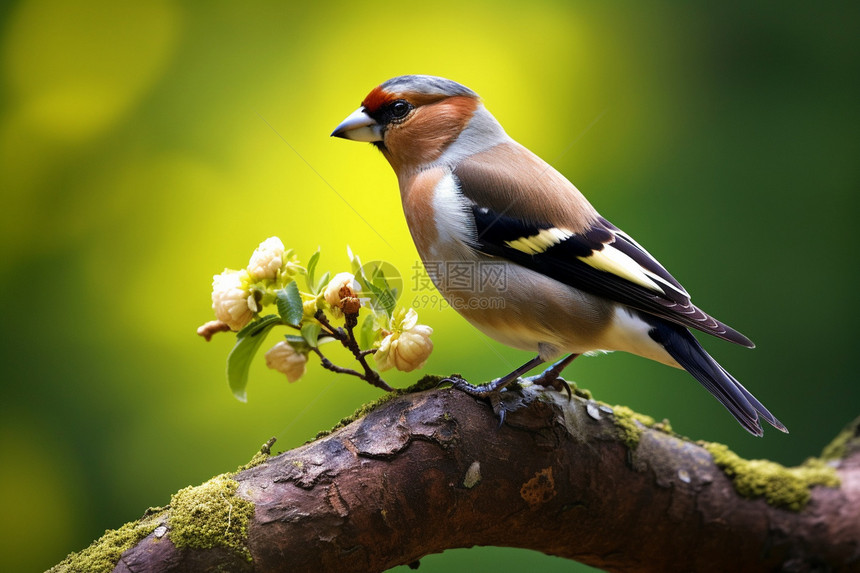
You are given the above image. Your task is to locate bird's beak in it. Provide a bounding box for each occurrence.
[331,107,382,142]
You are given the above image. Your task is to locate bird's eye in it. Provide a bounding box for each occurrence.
[390,100,411,119]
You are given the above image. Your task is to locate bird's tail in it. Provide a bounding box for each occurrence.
[648,320,788,436]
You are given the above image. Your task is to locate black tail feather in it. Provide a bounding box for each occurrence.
[717,363,788,433]
[648,319,787,436]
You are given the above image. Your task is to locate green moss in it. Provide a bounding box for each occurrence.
[821,433,849,462]
[168,473,255,561]
[235,438,278,472]
[820,416,860,461]
[652,418,673,434]
[610,405,657,449]
[314,374,444,440]
[570,383,592,401]
[48,512,162,573]
[703,442,841,511]
[406,374,446,393]
[235,451,270,473]
[52,469,259,570]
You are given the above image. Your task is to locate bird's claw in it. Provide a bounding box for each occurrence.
[444,374,524,426]
[437,375,462,389]
[524,374,572,400]
[488,392,507,427]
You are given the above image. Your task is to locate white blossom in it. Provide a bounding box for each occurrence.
[265,341,308,383]
[211,269,254,331]
[375,309,433,372]
[247,236,285,281]
[324,272,361,310]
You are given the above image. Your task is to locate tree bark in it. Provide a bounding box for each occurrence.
[55,385,860,572]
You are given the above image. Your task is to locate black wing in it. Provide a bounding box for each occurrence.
[469,204,754,348]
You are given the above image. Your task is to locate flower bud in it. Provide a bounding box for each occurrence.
[265,341,308,382]
[211,269,254,331]
[302,297,318,318]
[248,236,285,281]
[324,272,361,312]
[375,309,433,372]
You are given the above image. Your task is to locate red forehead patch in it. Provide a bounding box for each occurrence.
[361,86,396,113]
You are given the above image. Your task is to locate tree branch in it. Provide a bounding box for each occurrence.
[51,382,860,573]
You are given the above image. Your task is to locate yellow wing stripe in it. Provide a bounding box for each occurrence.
[505,228,666,295]
[505,227,573,255]
[578,245,663,292]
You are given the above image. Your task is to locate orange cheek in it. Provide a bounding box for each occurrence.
[385,97,479,173]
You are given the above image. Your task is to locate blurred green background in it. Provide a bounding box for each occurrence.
[1,1,858,571]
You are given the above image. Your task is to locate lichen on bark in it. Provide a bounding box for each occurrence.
[702,442,840,510]
[47,510,162,573]
[820,415,860,461]
[168,473,255,561]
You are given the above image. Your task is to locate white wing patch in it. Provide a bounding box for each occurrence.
[578,243,665,293]
[505,227,573,255]
[430,172,478,259]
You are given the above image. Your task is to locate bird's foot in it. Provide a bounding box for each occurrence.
[441,375,525,426]
[521,354,579,400]
[440,375,510,396]
[524,373,572,400]
[440,355,548,425]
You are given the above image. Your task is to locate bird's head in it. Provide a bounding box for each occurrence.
[332,75,502,175]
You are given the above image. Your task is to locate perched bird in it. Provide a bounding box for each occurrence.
[332,74,786,436]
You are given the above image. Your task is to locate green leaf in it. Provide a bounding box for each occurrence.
[363,278,384,300]
[284,334,311,353]
[305,249,320,292]
[364,280,397,317]
[227,319,279,402]
[349,247,362,275]
[276,281,303,326]
[315,271,330,295]
[355,261,400,318]
[236,314,281,339]
[301,322,322,348]
[367,263,389,287]
[360,313,377,350]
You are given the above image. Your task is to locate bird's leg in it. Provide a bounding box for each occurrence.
[523,354,580,399]
[443,355,545,395]
[442,355,545,425]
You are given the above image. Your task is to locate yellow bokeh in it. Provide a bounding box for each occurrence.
[3,0,178,140]
[0,421,84,572]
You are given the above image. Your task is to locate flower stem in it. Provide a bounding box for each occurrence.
[314,311,393,392]
[311,348,368,380]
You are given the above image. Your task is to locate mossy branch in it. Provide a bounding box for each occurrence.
[50,380,860,573]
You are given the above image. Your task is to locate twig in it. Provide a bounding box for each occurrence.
[313,311,393,392]
[311,348,370,380]
[260,437,277,455]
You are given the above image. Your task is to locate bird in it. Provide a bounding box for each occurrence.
[331,74,787,436]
